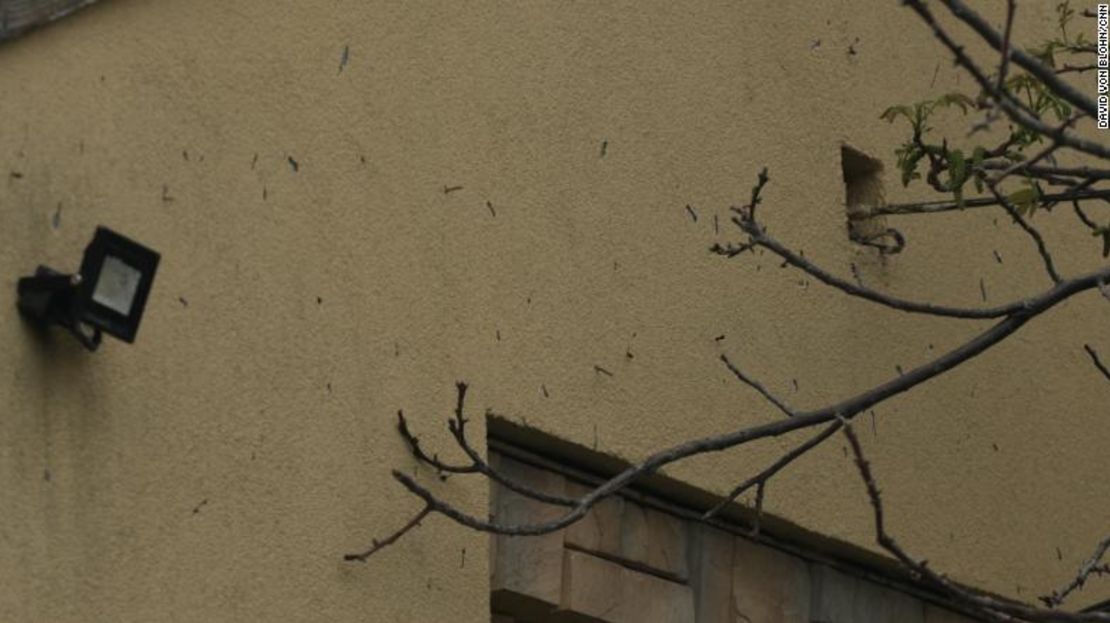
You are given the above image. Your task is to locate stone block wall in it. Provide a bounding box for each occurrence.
[489,450,981,623]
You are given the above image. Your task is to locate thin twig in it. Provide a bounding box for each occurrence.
[1057,64,1099,74]
[398,410,477,474]
[344,505,432,562]
[744,167,770,221]
[720,354,795,417]
[979,164,1110,182]
[1084,344,1110,382]
[703,421,841,520]
[398,383,576,506]
[1040,536,1110,608]
[749,482,765,537]
[1073,202,1100,231]
[987,184,1063,284]
[939,0,1098,119]
[991,117,1078,185]
[996,0,1016,92]
[842,417,1110,622]
[724,208,1036,319]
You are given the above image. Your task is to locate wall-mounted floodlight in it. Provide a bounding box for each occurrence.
[17,227,160,351]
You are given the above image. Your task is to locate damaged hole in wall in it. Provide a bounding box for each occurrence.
[841,145,902,255]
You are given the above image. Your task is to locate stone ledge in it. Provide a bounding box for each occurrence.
[490,449,988,623]
[561,548,695,623]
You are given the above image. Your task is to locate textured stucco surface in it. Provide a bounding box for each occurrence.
[0,1,1106,621]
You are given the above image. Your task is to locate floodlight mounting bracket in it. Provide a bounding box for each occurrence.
[17,265,102,351]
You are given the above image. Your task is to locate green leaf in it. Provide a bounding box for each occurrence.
[897,145,925,187]
[1057,0,1075,40]
[1032,44,1057,68]
[880,105,913,123]
[934,92,975,114]
[1052,98,1072,121]
[947,149,968,190]
[969,147,986,191]
[1007,186,1040,217]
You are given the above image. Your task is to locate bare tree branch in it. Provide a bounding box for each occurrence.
[358,168,1110,551]
[841,418,1110,622]
[904,0,1110,162]
[365,248,1110,541]
[978,165,1110,183]
[352,9,1110,620]
[938,0,1099,119]
[855,188,1110,219]
[719,210,1042,319]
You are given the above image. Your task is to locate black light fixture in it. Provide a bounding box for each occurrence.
[16,226,160,351]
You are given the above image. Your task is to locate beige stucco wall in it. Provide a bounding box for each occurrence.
[0,1,1106,620]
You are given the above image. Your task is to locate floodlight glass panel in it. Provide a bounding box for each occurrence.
[92,255,142,316]
[77,226,161,343]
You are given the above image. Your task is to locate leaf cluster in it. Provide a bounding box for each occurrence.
[879,2,1090,217]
